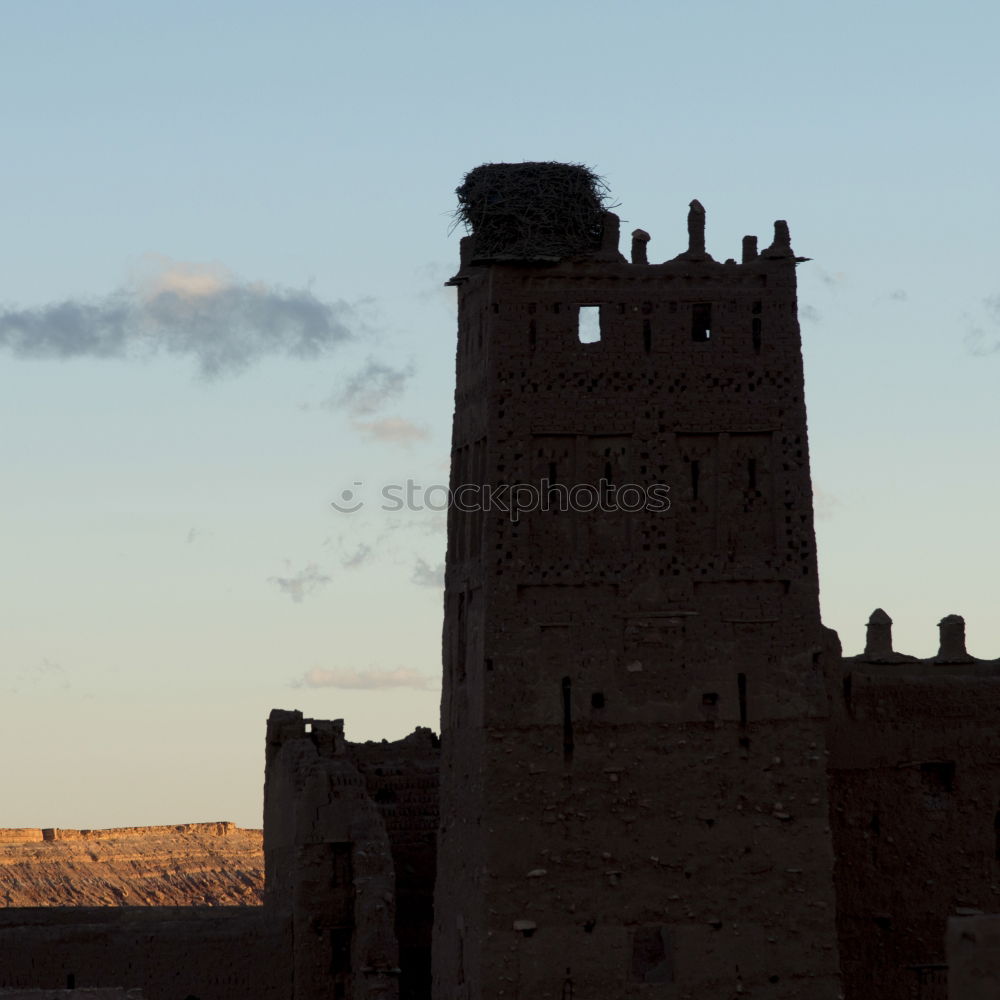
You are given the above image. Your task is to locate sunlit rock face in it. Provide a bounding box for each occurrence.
[0,823,264,907]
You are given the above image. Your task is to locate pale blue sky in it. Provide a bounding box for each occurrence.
[1,0,998,828]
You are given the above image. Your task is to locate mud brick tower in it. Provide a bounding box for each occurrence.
[433,164,843,999]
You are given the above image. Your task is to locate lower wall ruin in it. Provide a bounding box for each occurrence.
[0,907,289,1000]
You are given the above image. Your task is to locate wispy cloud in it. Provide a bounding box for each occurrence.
[268,562,332,603]
[0,255,354,377]
[294,666,432,690]
[888,289,908,302]
[5,657,71,696]
[813,487,842,521]
[341,543,373,569]
[326,359,415,416]
[818,269,847,289]
[966,294,1000,356]
[411,558,444,587]
[800,304,821,323]
[352,417,429,446]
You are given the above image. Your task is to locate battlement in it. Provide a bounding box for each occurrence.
[847,608,1000,666]
[453,161,804,270]
[264,708,345,764]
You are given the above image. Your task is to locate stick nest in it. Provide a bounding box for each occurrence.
[455,162,611,261]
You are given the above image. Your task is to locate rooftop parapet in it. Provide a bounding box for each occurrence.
[850,609,991,664]
[936,614,974,663]
[450,164,809,278]
[864,608,894,659]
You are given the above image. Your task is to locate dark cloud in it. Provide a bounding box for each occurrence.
[327,359,415,416]
[800,304,821,324]
[268,562,332,603]
[0,258,354,377]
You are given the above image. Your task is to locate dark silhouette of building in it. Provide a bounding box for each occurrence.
[434,163,841,997]
[3,164,1000,1000]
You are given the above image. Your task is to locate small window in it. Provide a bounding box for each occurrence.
[578,306,601,344]
[691,303,712,342]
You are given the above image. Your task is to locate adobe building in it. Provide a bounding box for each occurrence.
[2,164,1000,1000]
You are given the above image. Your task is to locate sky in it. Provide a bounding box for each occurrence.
[2,0,998,829]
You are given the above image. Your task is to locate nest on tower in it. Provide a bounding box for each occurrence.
[455,162,611,262]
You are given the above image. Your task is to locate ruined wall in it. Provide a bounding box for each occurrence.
[350,732,439,1000]
[829,612,1000,1000]
[0,906,288,1000]
[435,187,842,999]
[264,710,438,1000]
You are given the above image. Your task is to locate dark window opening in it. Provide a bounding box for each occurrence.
[591,692,605,709]
[690,460,700,500]
[752,317,762,353]
[604,461,613,484]
[921,761,956,794]
[752,300,762,314]
[331,928,352,973]
[691,303,712,342]
[747,458,757,491]
[529,319,537,349]
[374,787,397,804]
[578,306,601,344]
[455,592,466,683]
[737,673,748,728]
[643,318,652,353]
[561,676,574,761]
[994,809,1000,861]
[702,692,719,707]
[66,975,76,990]
[485,657,494,672]
[548,461,558,485]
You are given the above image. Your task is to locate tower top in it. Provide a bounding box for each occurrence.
[455,161,610,263]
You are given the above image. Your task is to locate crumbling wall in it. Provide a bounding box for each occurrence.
[0,907,288,1000]
[829,612,1000,1000]
[264,710,438,1000]
[349,731,439,1000]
